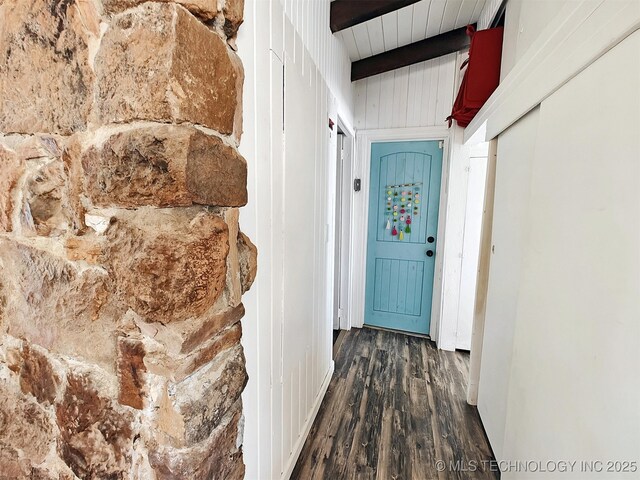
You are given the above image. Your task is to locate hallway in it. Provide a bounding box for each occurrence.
[292,328,497,479]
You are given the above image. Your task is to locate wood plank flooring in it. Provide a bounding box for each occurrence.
[291,328,498,480]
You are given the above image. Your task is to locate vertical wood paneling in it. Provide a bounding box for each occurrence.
[283,34,330,474]
[310,0,316,59]
[367,18,386,55]
[354,80,367,129]
[441,0,464,32]
[436,56,451,124]
[310,55,319,427]
[323,84,335,380]
[397,5,414,46]
[271,50,285,479]
[471,0,487,23]
[412,0,432,41]
[240,1,355,479]
[378,71,396,129]
[365,76,382,129]
[421,58,440,126]
[280,0,354,127]
[391,66,410,127]
[340,30,360,60]
[355,52,459,130]
[381,12,399,50]
[457,0,479,26]
[352,22,373,58]
[285,17,294,62]
[272,0,284,54]
[255,3,275,476]
[426,0,447,37]
[406,63,425,126]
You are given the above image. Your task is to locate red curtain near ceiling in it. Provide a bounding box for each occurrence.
[447,25,504,128]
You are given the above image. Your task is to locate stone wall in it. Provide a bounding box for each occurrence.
[0,0,256,478]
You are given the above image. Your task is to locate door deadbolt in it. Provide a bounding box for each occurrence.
[427,236,435,243]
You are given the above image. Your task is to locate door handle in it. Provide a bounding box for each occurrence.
[426,250,434,257]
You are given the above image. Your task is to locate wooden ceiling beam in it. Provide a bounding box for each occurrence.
[330,0,422,33]
[351,24,474,81]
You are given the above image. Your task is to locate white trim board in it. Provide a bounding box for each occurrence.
[281,361,335,480]
[465,0,640,144]
[336,114,356,331]
[348,126,453,343]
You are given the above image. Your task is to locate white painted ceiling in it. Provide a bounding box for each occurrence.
[336,0,486,61]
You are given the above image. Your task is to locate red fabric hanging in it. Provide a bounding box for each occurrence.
[447,25,504,128]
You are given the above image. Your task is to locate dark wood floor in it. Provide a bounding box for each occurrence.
[292,327,498,480]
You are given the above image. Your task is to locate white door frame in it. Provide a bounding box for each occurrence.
[348,126,452,342]
[335,115,355,330]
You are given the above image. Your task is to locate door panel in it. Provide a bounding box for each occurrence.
[372,258,425,316]
[364,140,443,335]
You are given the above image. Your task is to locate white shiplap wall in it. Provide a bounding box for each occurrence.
[238,1,355,480]
[353,53,458,130]
[281,0,354,125]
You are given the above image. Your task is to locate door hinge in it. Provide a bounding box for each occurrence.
[438,140,443,149]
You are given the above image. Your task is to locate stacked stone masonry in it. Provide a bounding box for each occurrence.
[0,0,255,478]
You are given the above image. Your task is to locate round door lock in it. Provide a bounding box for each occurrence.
[426,250,434,257]
[427,236,435,243]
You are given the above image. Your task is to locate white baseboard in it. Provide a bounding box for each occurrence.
[281,361,335,480]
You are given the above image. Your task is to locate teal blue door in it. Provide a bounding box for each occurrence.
[364,141,443,335]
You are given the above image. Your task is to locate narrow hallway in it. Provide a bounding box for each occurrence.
[292,328,497,480]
